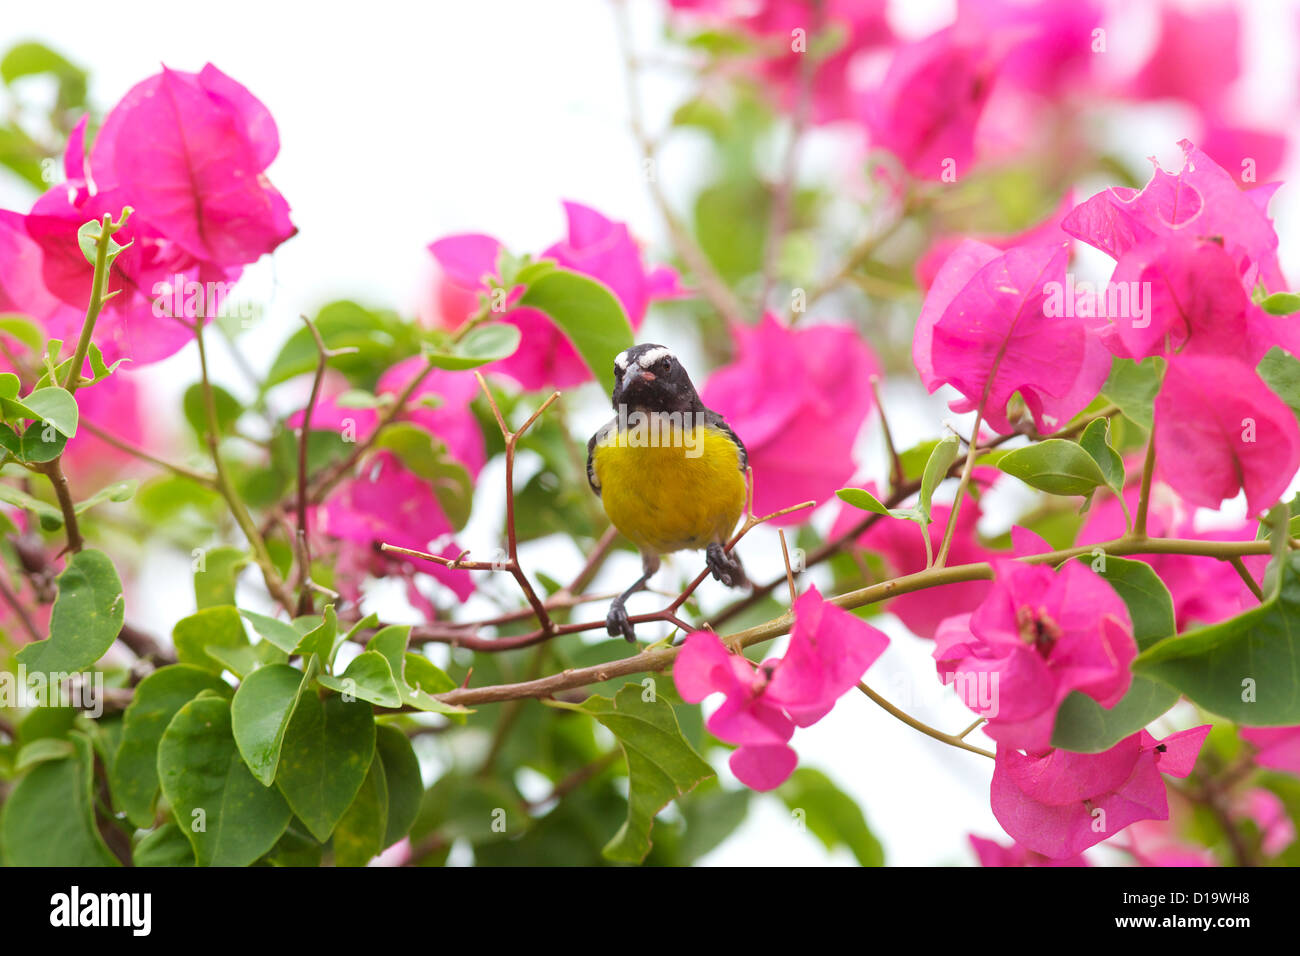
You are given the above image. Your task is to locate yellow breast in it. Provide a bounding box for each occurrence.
[592,419,746,556]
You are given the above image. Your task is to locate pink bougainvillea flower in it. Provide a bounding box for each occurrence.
[934,560,1136,754]
[428,202,681,391]
[1235,788,1296,857]
[89,64,296,267]
[1077,487,1265,631]
[304,361,485,605]
[1198,121,1287,186]
[913,239,1110,434]
[968,833,1089,867]
[991,725,1211,859]
[702,313,878,524]
[1153,354,1300,516]
[2,63,294,367]
[674,586,889,790]
[1062,140,1286,294]
[1102,235,1298,363]
[956,0,1103,98]
[318,453,473,603]
[829,470,1000,639]
[1241,726,1300,777]
[296,358,486,479]
[667,0,892,124]
[860,25,1005,180]
[1125,3,1240,112]
[1124,818,1216,867]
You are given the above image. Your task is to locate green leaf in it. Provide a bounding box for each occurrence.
[0,478,65,525]
[515,269,635,395]
[317,651,404,708]
[173,605,249,673]
[158,695,292,866]
[0,732,119,866]
[376,724,423,848]
[421,322,521,370]
[231,660,318,786]
[18,386,78,437]
[73,478,138,516]
[265,300,420,389]
[259,820,322,866]
[75,217,131,271]
[333,754,389,866]
[14,736,74,771]
[113,664,232,828]
[777,767,884,866]
[1051,557,1180,753]
[133,822,196,866]
[274,692,376,841]
[17,549,124,672]
[373,422,474,531]
[0,313,45,352]
[1101,357,1162,430]
[239,608,303,654]
[998,439,1106,496]
[1134,551,1300,723]
[1078,418,1125,497]
[1259,347,1300,423]
[182,382,242,439]
[1261,292,1300,315]
[195,546,249,609]
[919,435,960,521]
[573,683,714,863]
[835,487,909,521]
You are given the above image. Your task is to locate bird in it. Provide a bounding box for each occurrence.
[586,343,749,641]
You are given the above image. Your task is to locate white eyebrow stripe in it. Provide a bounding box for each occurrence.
[637,346,673,368]
[614,350,630,370]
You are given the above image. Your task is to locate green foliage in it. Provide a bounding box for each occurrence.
[274,692,376,841]
[998,438,1106,497]
[16,549,123,672]
[570,683,715,863]
[113,664,232,828]
[1,732,118,865]
[1135,552,1300,723]
[158,694,293,866]
[1050,557,1180,753]
[516,269,635,395]
[777,768,884,866]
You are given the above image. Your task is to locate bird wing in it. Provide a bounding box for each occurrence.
[586,416,618,495]
[704,408,748,474]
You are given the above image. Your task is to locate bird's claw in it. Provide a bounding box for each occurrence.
[606,599,637,643]
[706,542,747,589]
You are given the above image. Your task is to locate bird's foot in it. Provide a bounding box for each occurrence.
[606,598,637,643]
[706,542,748,589]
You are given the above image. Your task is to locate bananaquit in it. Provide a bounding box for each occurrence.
[586,344,749,641]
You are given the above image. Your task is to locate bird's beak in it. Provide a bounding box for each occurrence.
[622,365,655,389]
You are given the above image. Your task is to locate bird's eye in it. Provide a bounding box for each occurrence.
[657,358,671,372]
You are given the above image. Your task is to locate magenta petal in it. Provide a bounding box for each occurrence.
[1154,355,1300,516]
[729,743,798,792]
[91,64,295,267]
[766,587,890,724]
[673,631,745,703]
[1241,726,1300,776]
[922,241,1098,433]
[1150,725,1211,778]
[428,233,503,287]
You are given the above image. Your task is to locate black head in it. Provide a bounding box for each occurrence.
[610,344,703,413]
